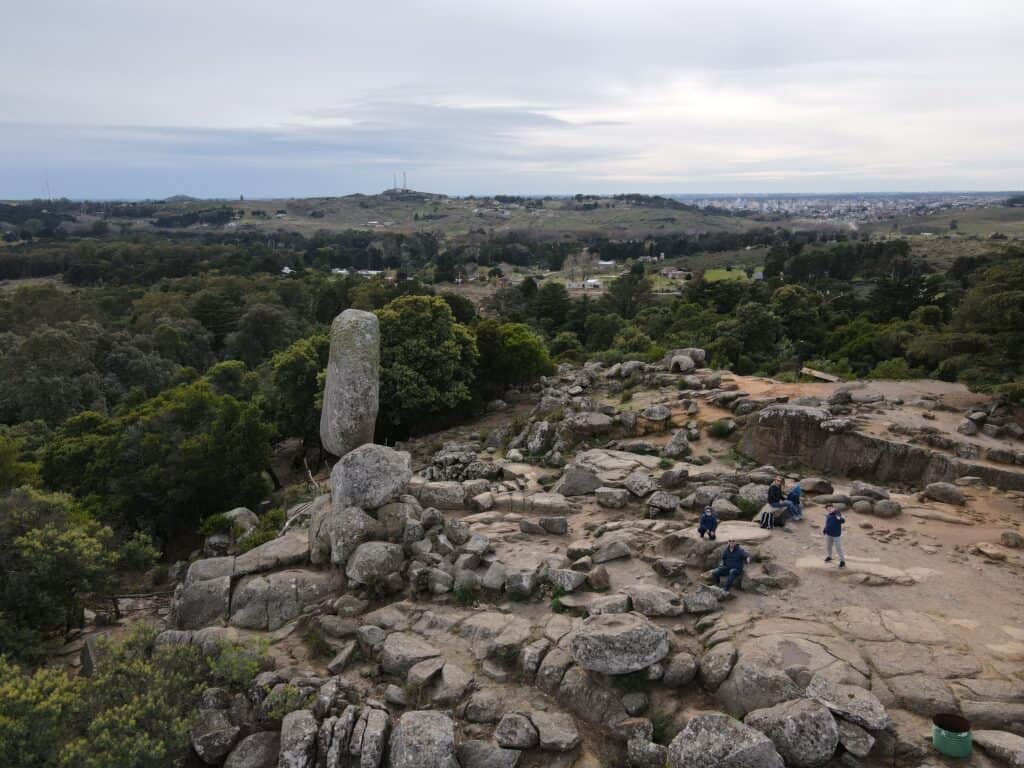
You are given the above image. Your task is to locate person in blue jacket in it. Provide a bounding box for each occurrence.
[822,504,846,567]
[767,476,799,524]
[698,506,719,539]
[786,482,804,521]
[710,540,751,593]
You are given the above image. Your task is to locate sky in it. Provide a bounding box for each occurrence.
[2,0,1023,199]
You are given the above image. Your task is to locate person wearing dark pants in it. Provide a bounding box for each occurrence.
[698,506,719,539]
[710,540,752,593]
[823,504,846,567]
[767,476,799,524]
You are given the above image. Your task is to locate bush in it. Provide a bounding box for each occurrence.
[868,358,914,379]
[237,508,285,553]
[0,623,263,768]
[119,531,160,572]
[197,513,232,536]
[707,419,735,439]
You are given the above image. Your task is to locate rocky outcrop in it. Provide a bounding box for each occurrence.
[666,711,784,768]
[741,403,1024,491]
[743,699,838,768]
[569,613,669,674]
[320,309,380,458]
[330,444,411,510]
[387,711,459,768]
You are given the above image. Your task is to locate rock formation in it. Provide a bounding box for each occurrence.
[320,308,380,458]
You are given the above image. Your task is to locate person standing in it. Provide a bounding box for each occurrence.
[823,504,846,567]
[710,540,751,593]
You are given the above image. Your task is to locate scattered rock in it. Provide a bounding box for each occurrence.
[531,711,581,751]
[666,711,784,768]
[570,613,670,674]
[278,709,318,768]
[387,711,459,768]
[495,712,539,749]
[744,699,838,768]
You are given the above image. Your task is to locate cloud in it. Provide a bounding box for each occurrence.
[1,0,1022,197]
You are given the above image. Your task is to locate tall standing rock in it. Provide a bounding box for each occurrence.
[320,309,380,458]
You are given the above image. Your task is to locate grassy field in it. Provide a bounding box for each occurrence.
[96,192,767,241]
[859,205,1024,239]
[702,267,749,282]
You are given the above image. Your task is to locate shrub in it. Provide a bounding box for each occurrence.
[706,419,735,439]
[302,628,334,660]
[197,513,232,536]
[237,508,285,554]
[868,358,914,379]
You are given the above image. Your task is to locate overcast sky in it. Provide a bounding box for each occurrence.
[3,0,1022,199]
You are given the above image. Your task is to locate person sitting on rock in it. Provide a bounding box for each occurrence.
[786,482,804,521]
[698,506,719,539]
[710,540,751,593]
[767,476,799,525]
[822,504,846,568]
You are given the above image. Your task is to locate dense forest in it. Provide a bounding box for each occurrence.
[0,219,1022,765]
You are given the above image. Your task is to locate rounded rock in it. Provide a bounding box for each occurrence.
[570,612,669,675]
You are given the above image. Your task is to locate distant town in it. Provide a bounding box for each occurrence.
[677,191,1017,222]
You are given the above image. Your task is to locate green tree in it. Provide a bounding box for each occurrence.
[603,270,651,319]
[475,320,554,398]
[263,334,329,441]
[0,488,118,659]
[771,284,824,355]
[43,382,273,538]
[532,282,570,333]
[376,296,478,433]
[440,292,477,324]
[225,303,301,367]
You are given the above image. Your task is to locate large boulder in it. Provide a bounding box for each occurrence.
[743,699,839,768]
[278,709,317,768]
[190,708,242,765]
[175,576,230,630]
[923,481,966,506]
[416,481,466,510]
[626,585,686,617]
[662,430,691,459]
[456,740,522,768]
[530,711,580,751]
[381,633,441,677]
[570,613,669,674]
[345,542,406,586]
[972,730,1024,768]
[666,711,784,768]
[804,674,889,730]
[716,657,803,717]
[233,531,309,577]
[556,666,629,727]
[557,465,602,497]
[223,731,280,768]
[320,309,380,457]
[310,505,383,567]
[229,570,334,631]
[388,711,459,768]
[330,444,411,510]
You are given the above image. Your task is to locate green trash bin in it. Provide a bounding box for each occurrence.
[933,713,972,758]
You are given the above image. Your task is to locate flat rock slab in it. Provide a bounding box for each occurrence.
[491,492,575,516]
[572,449,662,485]
[794,556,935,585]
[906,507,975,525]
[680,521,772,543]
